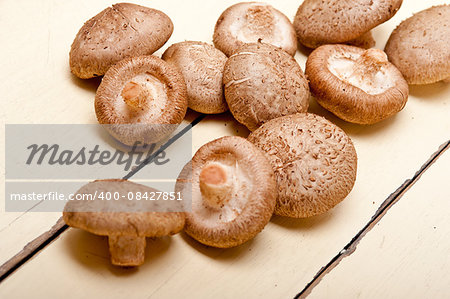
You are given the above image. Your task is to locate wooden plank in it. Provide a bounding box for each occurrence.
[0,0,449,297]
[295,140,450,298]
[307,146,450,299]
[0,0,104,266]
[0,218,66,278]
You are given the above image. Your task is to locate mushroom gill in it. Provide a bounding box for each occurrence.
[95,55,187,145]
[328,48,394,95]
[176,136,277,248]
[213,2,297,56]
[194,159,251,224]
[306,44,409,124]
[120,74,168,113]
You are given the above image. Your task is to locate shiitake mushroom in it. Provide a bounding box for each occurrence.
[306,45,409,124]
[385,4,450,85]
[213,2,297,56]
[70,3,173,79]
[95,55,188,146]
[223,42,310,131]
[248,113,358,218]
[176,136,277,248]
[63,179,185,267]
[293,0,403,49]
[162,41,228,114]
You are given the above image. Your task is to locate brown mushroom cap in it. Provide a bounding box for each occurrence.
[385,5,450,85]
[213,2,297,56]
[63,179,185,266]
[95,55,188,145]
[248,113,357,218]
[162,41,228,114]
[223,42,310,131]
[305,44,408,124]
[69,3,173,79]
[176,136,277,248]
[293,0,403,48]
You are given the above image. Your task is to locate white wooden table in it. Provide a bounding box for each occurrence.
[0,0,449,298]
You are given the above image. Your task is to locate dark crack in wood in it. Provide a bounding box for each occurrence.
[295,139,450,299]
[0,218,67,282]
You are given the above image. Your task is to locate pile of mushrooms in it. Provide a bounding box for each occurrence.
[63,1,448,266]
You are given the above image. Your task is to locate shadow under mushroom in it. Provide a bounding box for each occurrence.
[270,213,334,231]
[179,231,256,261]
[308,97,401,138]
[63,228,172,275]
[409,82,450,100]
[69,74,102,93]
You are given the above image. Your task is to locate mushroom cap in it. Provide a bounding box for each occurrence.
[176,136,277,248]
[213,2,297,56]
[385,5,450,85]
[95,55,188,145]
[69,3,173,79]
[63,179,185,237]
[305,44,408,124]
[162,41,228,114]
[293,0,403,48]
[248,113,357,218]
[223,42,310,131]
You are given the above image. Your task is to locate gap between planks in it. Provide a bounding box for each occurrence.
[0,114,205,282]
[295,139,450,299]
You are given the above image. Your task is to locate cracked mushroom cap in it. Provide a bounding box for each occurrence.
[213,2,297,56]
[223,42,310,131]
[293,0,403,49]
[176,136,277,248]
[385,4,450,85]
[162,41,228,114]
[63,179,185,266]
[95,55,188,146]
[69,3,173,79]
[305,45,408,124]
[248,113,357,218]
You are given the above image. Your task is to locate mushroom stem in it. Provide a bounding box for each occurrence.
[351,49,388,76]
[108,235,146,266]
[199,163,233,209]
[122,81,151,110]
